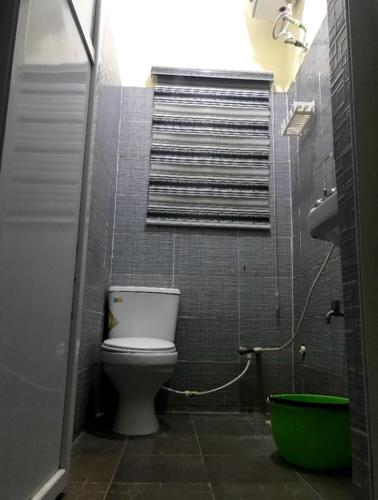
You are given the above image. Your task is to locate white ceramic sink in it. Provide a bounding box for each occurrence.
[307,189,340,246]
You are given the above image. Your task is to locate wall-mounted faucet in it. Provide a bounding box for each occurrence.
[326,300,344,323]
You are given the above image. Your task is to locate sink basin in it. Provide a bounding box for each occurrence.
[307,189,340,246]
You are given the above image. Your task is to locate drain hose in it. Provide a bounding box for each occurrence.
[162,355,252,397]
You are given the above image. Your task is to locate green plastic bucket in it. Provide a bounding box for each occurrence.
[269,394,352,470]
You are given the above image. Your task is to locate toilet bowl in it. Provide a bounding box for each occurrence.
[101,287,180,436]
[102,337,178,435]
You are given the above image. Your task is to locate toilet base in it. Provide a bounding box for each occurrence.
[114,396,160,436]
[102,359,176,437]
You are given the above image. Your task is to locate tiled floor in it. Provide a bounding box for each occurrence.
[63,413,353,500]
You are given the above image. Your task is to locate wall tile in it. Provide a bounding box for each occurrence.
[175,316,239,363]
[82,261,108,314]
[289,16,347,403]
[78,309,105,370]
[110,273,173,289]
[116,155,150,197]
[240,351,293,410]
[113,192,149,234]
[112,229,174,276]
[239,233,291,278]
[271,196,292,239]
[174,228,238,277]
[239,276,292,323]
[75,11,122,434]
[240,319,292,351]
[174,273,239,320]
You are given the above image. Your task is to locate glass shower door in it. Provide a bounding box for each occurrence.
[0,0,91,498]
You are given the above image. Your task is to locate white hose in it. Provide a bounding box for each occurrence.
[252,243,335,353]
[162,355,252,397]
[272,10,291,40]
[272,5,308,49]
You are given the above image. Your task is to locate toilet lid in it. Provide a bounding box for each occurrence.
[102,337,176,353]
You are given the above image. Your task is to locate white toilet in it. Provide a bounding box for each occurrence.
[101,286,180,436]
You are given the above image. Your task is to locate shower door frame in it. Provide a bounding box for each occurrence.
[30,1,103,498]
[0,1,21,162]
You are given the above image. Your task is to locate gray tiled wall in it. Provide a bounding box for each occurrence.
[327,0,372,496]
[288,19,347,397]
[111,87,293,411]
[74,11,122,435]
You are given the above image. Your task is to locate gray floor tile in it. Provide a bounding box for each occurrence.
[106,482,215,499]
[260,482,322,499]
[211,482,267,500]
[246,412,271,424]
[64,494,105,500]
[66,414,353,500]
[74,432,126,454]
[199,435,276,457]
[63,481,108,499]
[68,452,123,482]
[158,414,195,435]
[204,455,301,483]
[114,454,209,482]
[247,424,273,436]
[193,415,254,436]
[213,482,322,499]
[236,436,277,456]
[299,470,353,500]
[68,432,125,483]
[125,433,200,455]
[198,435,239,455]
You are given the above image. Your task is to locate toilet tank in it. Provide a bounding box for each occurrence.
[107,286,180,342]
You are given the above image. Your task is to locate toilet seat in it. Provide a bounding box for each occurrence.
[102,337,178,367]
[102,337,176,354]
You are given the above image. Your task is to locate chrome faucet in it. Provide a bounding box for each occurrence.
[326,300,344,323]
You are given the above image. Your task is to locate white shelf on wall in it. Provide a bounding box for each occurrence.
[281,101,316,136]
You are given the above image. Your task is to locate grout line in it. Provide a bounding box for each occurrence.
[81,307,105,316]
[172,227,176,287]
[191,413,203,459]
[296,472,324,500]
[271,91,279,304]
[72,430,84,447]
[286,90,296,393]
[109,86,124,284]
[190,414,216,500]
[318,71,322,115]
[236,229,241,354]
[102,438,128,499]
